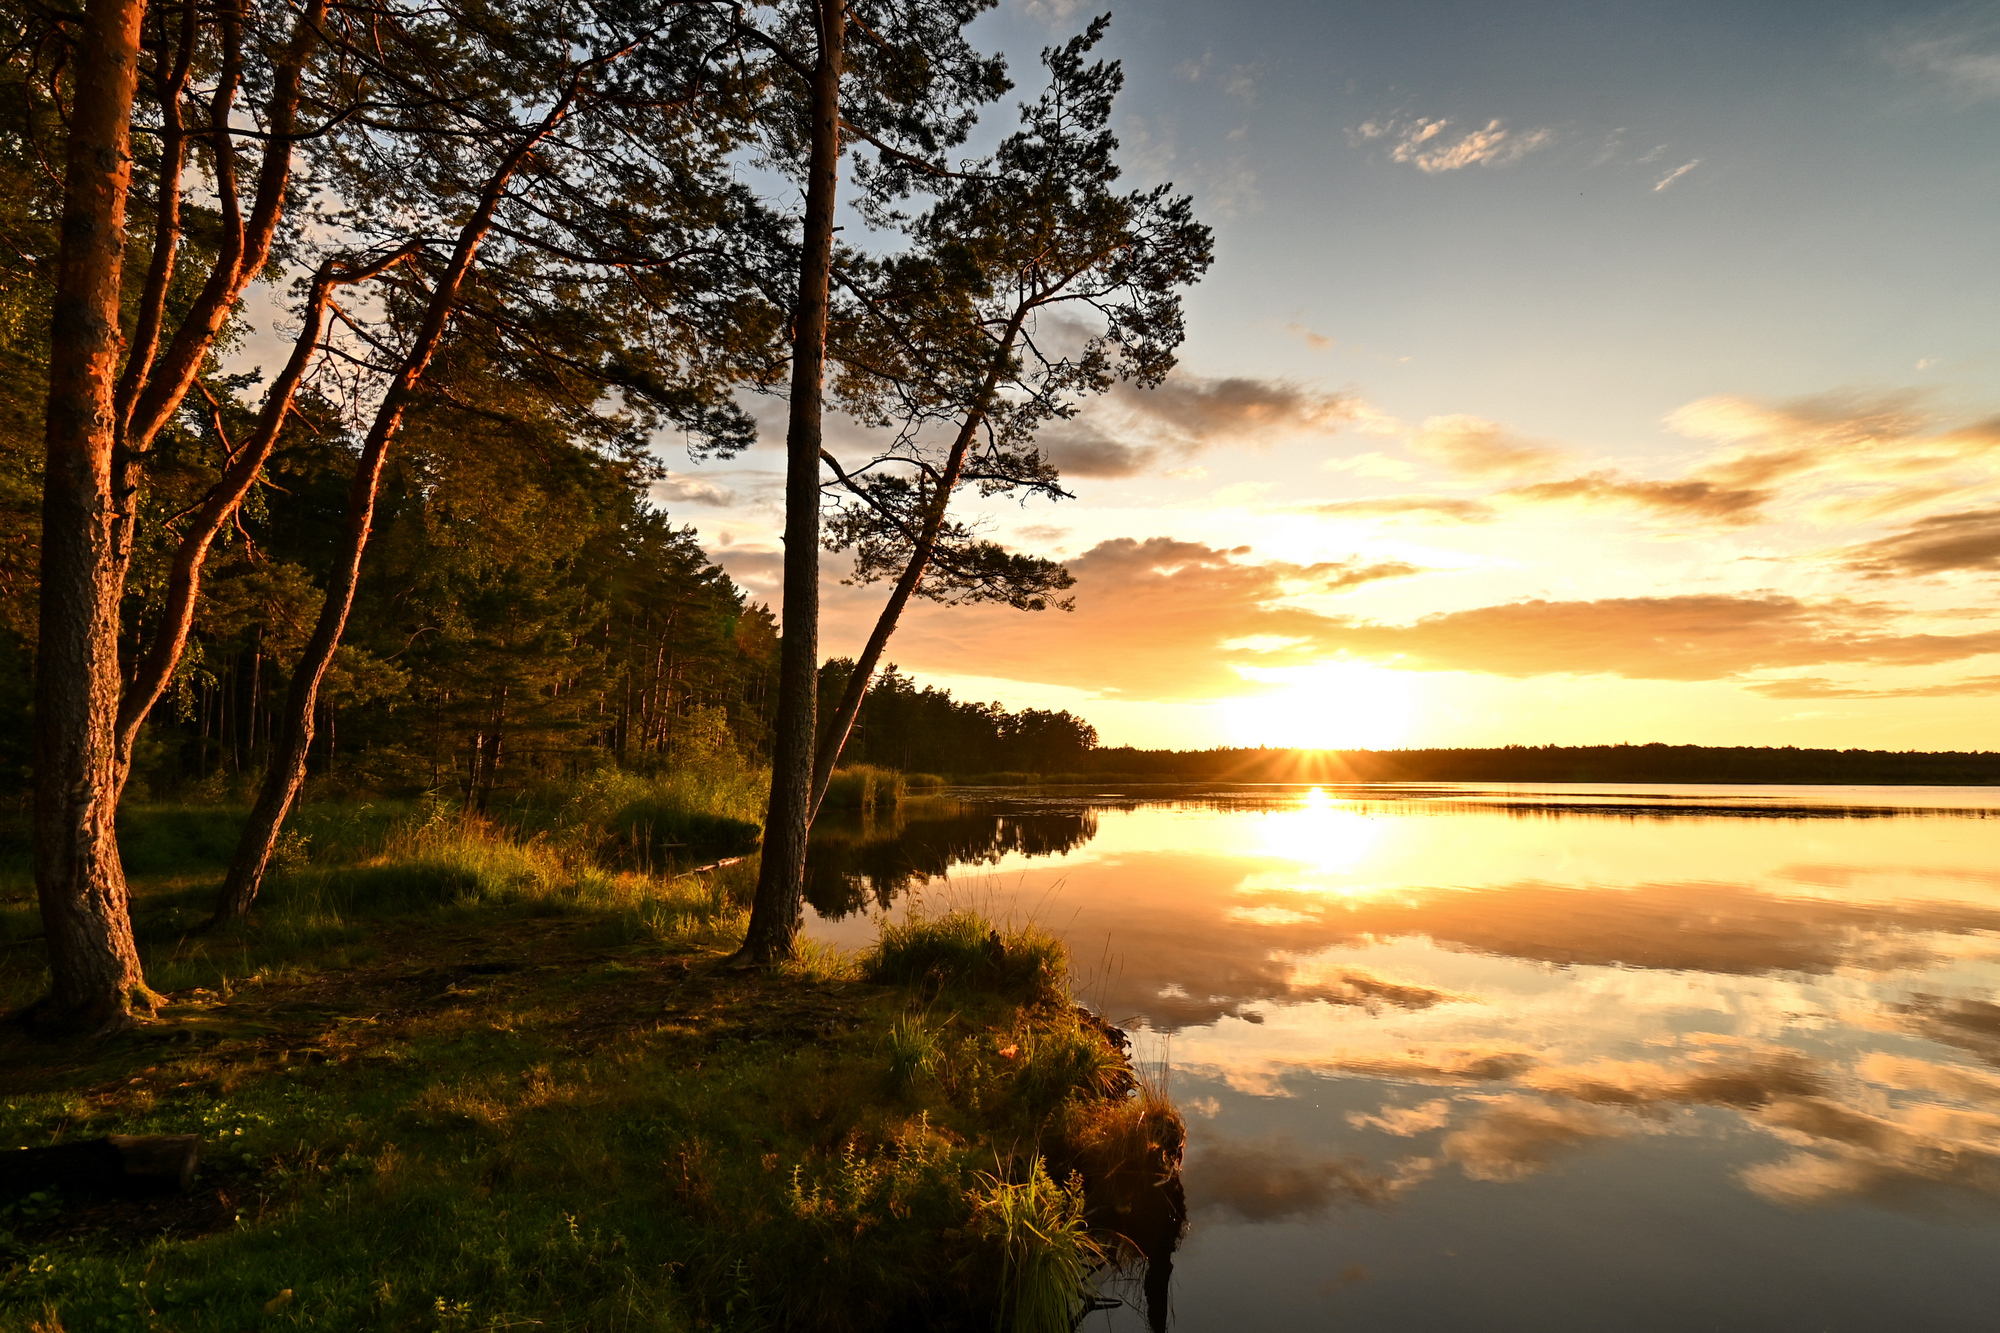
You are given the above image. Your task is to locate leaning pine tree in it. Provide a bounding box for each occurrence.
[810,19,1213,817]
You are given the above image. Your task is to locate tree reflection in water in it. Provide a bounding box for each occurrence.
[804,804,1099,917]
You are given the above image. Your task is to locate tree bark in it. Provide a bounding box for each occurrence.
[736,0,845,965]
[807,305,1027,820]
[33,0,153,1032]
[214,111,570,924]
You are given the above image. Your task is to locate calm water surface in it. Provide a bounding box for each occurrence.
[802,784,2000,1331]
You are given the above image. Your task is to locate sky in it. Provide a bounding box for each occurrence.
[671,0,2000,752]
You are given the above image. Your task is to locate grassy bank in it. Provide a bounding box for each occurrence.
[0,788,1180,1331]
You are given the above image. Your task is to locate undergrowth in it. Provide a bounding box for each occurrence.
[0,784,1181,1332]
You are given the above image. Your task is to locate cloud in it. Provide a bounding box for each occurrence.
[1296,1046,1540,1085]
[1346,1099,1454,1136]
[1306,496,1497,523]
[1353,117,1555,173]
[1441,1095,1625,1181]
[1037,372,1356,478]
[1891,24,2000,98]
[1743,674,2000,699]
[1742,1096,2000,1215]
[1112,373,1355,442]
[1523,1049,1826,1113]
[652,474,736,507]
[1184,1139,1430,1220]
[1840,508,2000,577]
[1410,415,1566,478]
[868,532,2000,698]
[1653,159,1700,190]
[1286,321,1333,352]
[1500,471,1771,523]
[1894,994,2000,1067]
[1326,594,2000,681]
[857,536,1425,699]
[1034,420,1162,478]
[1322,452,1418,481]
[710,546,782,592]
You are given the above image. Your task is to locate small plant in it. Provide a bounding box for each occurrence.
[885,1012,942,1096]
[1011,1022,1127,1118]
[975,1158,1098,1333]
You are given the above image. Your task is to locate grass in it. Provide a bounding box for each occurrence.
[819,764,907,814]
[0,782,1180,1331]
[864,909,1068,1004]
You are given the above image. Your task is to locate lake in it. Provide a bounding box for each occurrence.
[802,783,2000,1332]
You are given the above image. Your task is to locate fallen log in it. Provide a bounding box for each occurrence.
[1,1135,201,1197]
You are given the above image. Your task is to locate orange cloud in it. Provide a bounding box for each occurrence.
[1501,471,1771,523]
[1410,415,1566,478]
[1307,495,1497,523]
[1441,1095,1625,1181]
[1840,508,2000,577]
[1744,674,2000,699]
[867,534,2000,698]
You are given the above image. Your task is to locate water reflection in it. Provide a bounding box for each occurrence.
[803,785,2000,1330]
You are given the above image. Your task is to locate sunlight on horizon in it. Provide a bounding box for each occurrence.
[1220,661,1418,749]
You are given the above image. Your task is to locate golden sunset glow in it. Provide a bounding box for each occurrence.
[1218,662,1418,749]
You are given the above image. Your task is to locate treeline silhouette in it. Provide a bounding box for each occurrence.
[1072,743,2000,787]
[818,663,1098,779]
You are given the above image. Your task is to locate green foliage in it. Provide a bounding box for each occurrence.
[885,1010,944,1096]
[864,910,1066,1004]
[821,763,907,813]
[973,1159,1100,1333]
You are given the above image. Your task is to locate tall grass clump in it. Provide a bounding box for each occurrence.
[975,1159,1101,1333]
[820,764,907,814]
[864,910,1066,1002]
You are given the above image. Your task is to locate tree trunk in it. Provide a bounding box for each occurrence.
[33,0,153,1032]
[736,0,845,965]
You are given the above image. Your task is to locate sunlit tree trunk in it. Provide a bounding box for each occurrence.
[736,0,845,965]
[215,111,570,924]
[33,0,154,1031]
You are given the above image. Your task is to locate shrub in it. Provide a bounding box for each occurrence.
[820,764,907,813]
[864,911,1065,1003]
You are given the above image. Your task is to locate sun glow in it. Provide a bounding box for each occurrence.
[1220,661,1418,749]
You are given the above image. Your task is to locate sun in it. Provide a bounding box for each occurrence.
[1219,661,1418,750]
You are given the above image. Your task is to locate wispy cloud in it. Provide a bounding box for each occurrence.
[1350,117,1554,173]
[1411,414,1567,478]
[652,474,736,508]
[1286,321,1333,352]
[1839,508,2000,578]
[1891,22,2000,99]
[1654,159,1700,190]
[1036,372,1356,478]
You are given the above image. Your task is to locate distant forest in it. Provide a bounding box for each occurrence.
[1071,744,2000,787]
